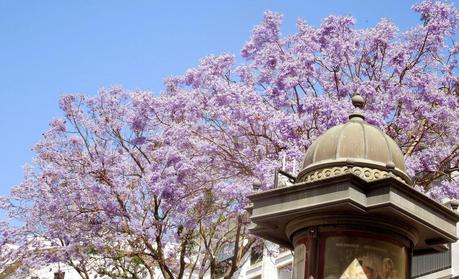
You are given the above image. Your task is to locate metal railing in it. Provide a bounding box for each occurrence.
[411,246,451,278]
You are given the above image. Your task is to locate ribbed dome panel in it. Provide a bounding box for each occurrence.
[301,117,410,184]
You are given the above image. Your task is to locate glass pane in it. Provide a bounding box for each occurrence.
[292,243,306,279]
[323,235,407,279]
[250,244,263,265]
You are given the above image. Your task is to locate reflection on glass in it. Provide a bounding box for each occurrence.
[323,235,406,279]
[292,244,305,279]
[340,258,367,278]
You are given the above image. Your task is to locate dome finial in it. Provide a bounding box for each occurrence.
[349,92,365,120]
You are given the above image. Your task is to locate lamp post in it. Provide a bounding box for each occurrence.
[247,94,459,279]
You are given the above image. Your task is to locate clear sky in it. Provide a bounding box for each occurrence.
[0,0,454,218]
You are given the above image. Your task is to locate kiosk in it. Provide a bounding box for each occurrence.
[248,94,459,279]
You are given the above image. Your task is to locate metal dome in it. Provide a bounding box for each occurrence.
[297,94,412,185]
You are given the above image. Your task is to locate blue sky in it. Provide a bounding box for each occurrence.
[0,0,453,218]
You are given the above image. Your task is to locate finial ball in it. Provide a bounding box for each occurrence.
[351,93,365,109]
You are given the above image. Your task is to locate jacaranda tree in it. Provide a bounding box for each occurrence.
[1,0,458,278]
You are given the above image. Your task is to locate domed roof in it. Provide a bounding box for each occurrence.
[297,94,412,185]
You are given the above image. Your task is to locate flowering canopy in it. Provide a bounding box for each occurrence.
[1,1,458,278]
